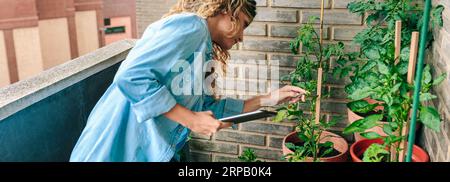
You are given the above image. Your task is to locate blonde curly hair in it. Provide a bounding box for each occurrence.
[163,0,257,70]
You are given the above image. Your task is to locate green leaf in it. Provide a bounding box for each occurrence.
[360,132,382,139]
[318,141,334,157]
[345,78,368,95]
[377,61,390,75]
[420,93,437,102]
[381,94,393,106]
[321,148,335,158]
[347,100,378,114]
[400,47,410,62]
[389,122,399,131]
[337,57,347,66]
[365,49,380,60]
[360,61,377,73]
[343,114,383,135]
[423,65,432,84]
[285,142,296,150]
[297,132,309,142]
[397,61,409,75]
[366,14,379,25]
[333,67,342,78]
[390,83,401,94]
[362,143,389,162]
[433,73,447,86]
[431,5,445,28]
[322,141,334,148]
[420,106,441,132]
[273,110,288,122]
[280,74,291,81]
[348,86,374,101]
[238,149,259,162]
[388,104,402,119]
[290,39,300,55]
[308,16,320,23]
[364,72,380,87]
[341,67,352,78]
[382,124,393,136]
[386,135,403,144]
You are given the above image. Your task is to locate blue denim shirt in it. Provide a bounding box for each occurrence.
[69,13,244,162]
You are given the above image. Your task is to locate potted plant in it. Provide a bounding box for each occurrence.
[273,17,349,162]
[350,138,429,162]
[332,0,445,142]
[345,59,446,162]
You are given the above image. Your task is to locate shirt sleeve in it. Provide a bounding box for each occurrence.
[114,14,208,123]
[202,95,245,119]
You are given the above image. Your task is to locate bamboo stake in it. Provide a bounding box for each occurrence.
[398,32,420,162]
[390,20,402,160]
[406,32,420,84]
[315,68,323,124]
[394,21,402,65]
[315,0,325,124]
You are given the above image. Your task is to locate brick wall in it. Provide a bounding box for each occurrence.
[419,0,450,162]
[135,0,177,37]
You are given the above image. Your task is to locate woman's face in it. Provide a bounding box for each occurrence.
[210,11,251,50]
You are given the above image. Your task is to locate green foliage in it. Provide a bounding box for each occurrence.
[340,0,446,162]
[360,132,382,139]
[273,109,288,122]
[347,100,379,114]
[340,0,445,93]
[343,114,383,135]
[284,142,308,162]
[276,16,349,162]
[420,106,441,132]
[238,149,262,162]
[363,143,389,162]
[431,5,445,28]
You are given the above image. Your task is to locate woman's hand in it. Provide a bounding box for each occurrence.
[164,105,231,136]
[261,85,308,106]
[187,111,232,136]
[243,85,308,113]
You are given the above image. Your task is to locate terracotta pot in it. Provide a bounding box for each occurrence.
[282,131,349,162]
[350,138,429,162]
[347,98,386,141]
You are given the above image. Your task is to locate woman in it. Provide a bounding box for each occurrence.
[70,0,306,162]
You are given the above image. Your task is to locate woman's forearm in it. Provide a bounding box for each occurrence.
[243,95,267,113]
[164,104,229,136]
[163,104,196,128]
[167,97,265,123]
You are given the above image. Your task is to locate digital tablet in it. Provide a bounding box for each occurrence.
[219,110,278,124]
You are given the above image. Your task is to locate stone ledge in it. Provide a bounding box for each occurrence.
[0,39,137,121]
